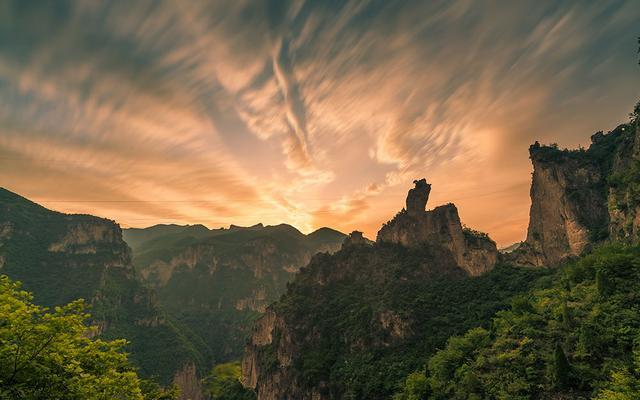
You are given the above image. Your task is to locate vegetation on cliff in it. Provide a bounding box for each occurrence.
[246,242,548,399]
[0,275,178,399]
[123,223,345,369]
[204,362,255,400]
[395,244,640,399]
[0,188,205,385]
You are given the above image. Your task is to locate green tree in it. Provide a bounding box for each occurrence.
[204,362,255,400]
[596,269,608,297]
[393,371,429,400]
[139,379,180,400]
[562,299,571,327]
[553,343,571,388]
[0,275,145,399]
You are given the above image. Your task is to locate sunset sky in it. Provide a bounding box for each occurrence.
[1,1,639,246]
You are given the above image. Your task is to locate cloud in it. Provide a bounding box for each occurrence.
[0,0,638,245]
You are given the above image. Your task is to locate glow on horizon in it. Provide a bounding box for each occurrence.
[1,1,639,247]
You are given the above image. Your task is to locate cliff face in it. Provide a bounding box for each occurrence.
[123,223,345,365]
[0,188,205,398]
[607,122,640,243]
[242,181,502,399]
[512,119,639,266]
[377,181,498,276]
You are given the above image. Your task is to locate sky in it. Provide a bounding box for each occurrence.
[0,0,639,246]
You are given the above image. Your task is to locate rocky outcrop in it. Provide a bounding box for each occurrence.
[341,231,368,248]
[0,188,205,397]
[242,180,499,399]
[511,118,640,267]
[607,122,640,243]
[377,180,498,276]
[173,363,205,400]
[406,178,431,216]
[124,223,346,372]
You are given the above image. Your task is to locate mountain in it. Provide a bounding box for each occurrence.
[0,189,206,398]
[122,222,346,367]
[399,243,640,399]
[240,181,546,399]
[509,118,640,266]
[241,105,640,400]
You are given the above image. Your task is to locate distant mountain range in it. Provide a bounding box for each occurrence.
[0,188,345,400]
[122,222,345,370]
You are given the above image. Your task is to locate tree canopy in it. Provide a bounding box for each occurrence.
[0,275,175,400]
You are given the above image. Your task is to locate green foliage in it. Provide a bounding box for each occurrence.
[124,223,345,370]
[204,362,256,400]
[269,243,549,399]
[0,188,206,384]
[393,371,429,400]
[462,227,494,245]
[0,275,144,399]
[403,244,640,399]
[139,380,180,400]
[608,159,640,211]
[553,343,571,388]
[631,100,640,124]
[595,345,640,400]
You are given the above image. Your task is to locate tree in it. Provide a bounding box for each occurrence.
[0,275,145,399]
[596,269,608,297]
[562,299,572,327]
[204,362,255,400]
[393,371,429,400]
[553,343,571,388]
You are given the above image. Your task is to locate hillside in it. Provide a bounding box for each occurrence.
[241,107,640,400]
[0,189,206,398]
[240,182,546,399]
[510,116,640,266]
[123,222,346,367]
[395,243,640,399]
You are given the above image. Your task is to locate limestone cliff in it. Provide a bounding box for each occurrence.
[607,121,640,243]
[0,188,205,399]
[123,223,346,367]
[377,180,498,276]
[511,117,639,266]
[242,180,501,399]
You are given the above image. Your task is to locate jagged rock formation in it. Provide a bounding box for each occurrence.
[341,231,368,248]
[0,188,205,399]
[406,178,431,216]
[242,181,502,399]
[377,180,498,276]
[511,118,640,266]
[173,363,205,400]
[123,223,345,365]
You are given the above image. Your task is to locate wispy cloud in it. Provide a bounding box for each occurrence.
[0,0,638,245]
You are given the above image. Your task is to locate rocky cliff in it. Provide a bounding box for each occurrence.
[511,116,640,266]
[123,223,346,366]
[241,181,506,399]
[377,179,498,276]
[0,188,205,398]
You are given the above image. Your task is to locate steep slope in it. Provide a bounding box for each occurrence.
[512,116,639,266]
[0,188,205,396]
[123,222,346,366]
[405,244,640,399]
[241,181,536,400]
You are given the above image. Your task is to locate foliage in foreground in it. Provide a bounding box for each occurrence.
[395,244,640,400]
[204,362,256,400]
[0,275,177,400]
